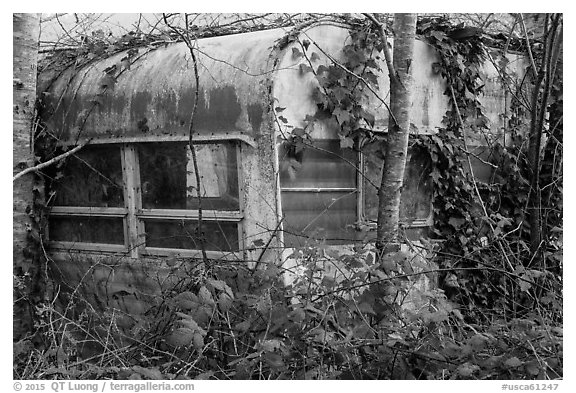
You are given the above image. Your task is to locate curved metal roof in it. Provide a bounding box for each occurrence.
[40,27,287,142]
[39,23,525,145]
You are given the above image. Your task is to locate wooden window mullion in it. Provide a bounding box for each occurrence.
[122,144,144,257]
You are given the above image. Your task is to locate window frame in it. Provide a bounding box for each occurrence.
[277,136,434,245]
[48,144,129,253]
[48,134,249,259]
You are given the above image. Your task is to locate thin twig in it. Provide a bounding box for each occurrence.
[163,13,209,266]
[363,13,399,86]
[518,13,538,77]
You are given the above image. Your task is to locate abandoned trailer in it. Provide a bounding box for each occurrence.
[37,23,527,317]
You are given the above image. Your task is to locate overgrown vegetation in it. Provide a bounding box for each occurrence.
[14,13,562,380]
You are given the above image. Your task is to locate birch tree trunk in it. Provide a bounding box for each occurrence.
[13,13,40,337]
[376,14,417,252]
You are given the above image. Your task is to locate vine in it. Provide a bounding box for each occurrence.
[282,19,385,149]
[415,17,561,322]
[274,16,562,322]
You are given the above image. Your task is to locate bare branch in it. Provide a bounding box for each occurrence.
[519,13,538,76]
[13,141,89,182]
[55,13,80,45]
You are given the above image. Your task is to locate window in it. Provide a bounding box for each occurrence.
[363,143,433,225]
[136,142,242,254]
[279,139,433,247]
[49,140,243,257]
[48,145,127,251]
[279,140,360,246]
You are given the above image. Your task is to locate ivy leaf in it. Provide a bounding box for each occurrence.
[302,39,310,51]
[292,128,306,137]
[430,31,447,42]
[498,56,510,71]
[291,47,303,60]
[444,273,460,288]
[275,106,286,113]
[333,107,351,124]
[365,58,378,69]
[316,64,329,74]
[364,71,378,86]
[299,63,313,75]
[310,52,321,62]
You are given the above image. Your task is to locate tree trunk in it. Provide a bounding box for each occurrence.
[376,14,417,252]
[527,13,562,256]
[13,13,40,337]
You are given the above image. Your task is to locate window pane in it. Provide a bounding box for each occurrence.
[279,140,357,188]
[139,142,239,210]
[49,216,124,245]
[364,145,433,222]
[282,191,358,246]
[54,145,124,207]
[144,219,239,251]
